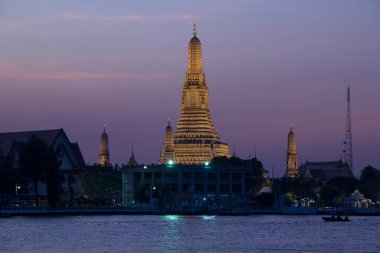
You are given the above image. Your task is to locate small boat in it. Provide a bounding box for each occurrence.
[322,215,349,222]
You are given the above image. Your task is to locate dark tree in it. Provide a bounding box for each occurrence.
[319,177,357,205]
[81,165,121,206]
[46,152,62,207]
[19,136,62,207]
[274,177,316,206]
[0,153,13,194]
[358,165,380,201]
[212,156,268,197]
[20,136,49,206]
[246,158,267,196]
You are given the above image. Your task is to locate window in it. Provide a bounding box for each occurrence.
[232,184,241,193]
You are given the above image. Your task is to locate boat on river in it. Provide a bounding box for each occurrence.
[322,206,350,222]
[322,215,349,222]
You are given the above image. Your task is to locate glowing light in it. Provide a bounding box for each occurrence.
[143,165,147,169]
[201,215,216,221]
[164,215,181,222]
[168,160,174,166]
[204,162,209,166]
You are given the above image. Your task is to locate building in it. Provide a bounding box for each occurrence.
[344,189,372,208]
[285,125,298,178]
[299,160,353,183]
[122,162,256,209]
[159,25,230,165]
[98,126,110,166]
[0,128,85,205]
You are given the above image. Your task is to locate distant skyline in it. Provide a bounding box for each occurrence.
[0,0,379,176]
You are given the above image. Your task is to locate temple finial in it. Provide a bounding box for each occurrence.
[192,24,197,36]
[131,141,134,156]
[290,123,293,132]
[103,125,106,133]
[168,117,171,127]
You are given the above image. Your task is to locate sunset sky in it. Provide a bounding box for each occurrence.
[0,0,379,176]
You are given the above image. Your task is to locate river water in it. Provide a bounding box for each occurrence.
[1,215,379,253]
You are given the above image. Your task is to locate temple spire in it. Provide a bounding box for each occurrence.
[286,125,298,178]
[192,24,197,36]
[159,26,230,165]
[98,125,110,166]
[127,141,138,167]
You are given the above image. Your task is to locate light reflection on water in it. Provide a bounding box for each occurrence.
[0,215,379,253]
[163,214,182,222]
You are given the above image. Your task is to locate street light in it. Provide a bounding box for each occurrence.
[15,184,21,195]
[15,184,21,200]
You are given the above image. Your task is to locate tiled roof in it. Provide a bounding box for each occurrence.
[0,129,62,155]
[71,142,86,168]
[0,129,86,169]
[301,160,353,181]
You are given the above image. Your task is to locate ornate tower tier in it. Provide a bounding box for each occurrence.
[286,125,298,178]
[160,25,230,165]
[98,125,110,166]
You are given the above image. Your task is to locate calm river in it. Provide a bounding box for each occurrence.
[1,215,379,253]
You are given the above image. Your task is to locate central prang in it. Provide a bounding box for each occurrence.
[159,25,230,165]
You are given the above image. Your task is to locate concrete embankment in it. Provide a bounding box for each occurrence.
[0,207,281,216]
[2,207,379,217]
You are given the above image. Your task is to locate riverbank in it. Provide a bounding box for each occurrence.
[0,207,279,216]
[1,206,380,217]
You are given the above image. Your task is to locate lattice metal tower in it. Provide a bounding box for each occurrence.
[344,86,353,171]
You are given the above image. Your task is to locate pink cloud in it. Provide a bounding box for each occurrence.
[0,68,173,81]
[60,13,199,22]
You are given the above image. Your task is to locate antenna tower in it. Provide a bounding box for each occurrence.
[344,86,353,172]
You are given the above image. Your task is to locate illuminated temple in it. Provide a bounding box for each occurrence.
[285,125,298,178]
[159,25,230,165]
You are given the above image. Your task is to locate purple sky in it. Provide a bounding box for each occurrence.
[0,0,379,176]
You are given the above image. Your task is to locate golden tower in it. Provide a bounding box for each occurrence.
[98,125,110,166]
[286,125,298,178]
[160,25,230,165]
[159,119,175,164]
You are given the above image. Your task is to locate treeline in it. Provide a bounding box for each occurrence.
[81,165,121,207]
[266,165,380,207]
[0,136,121,208]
